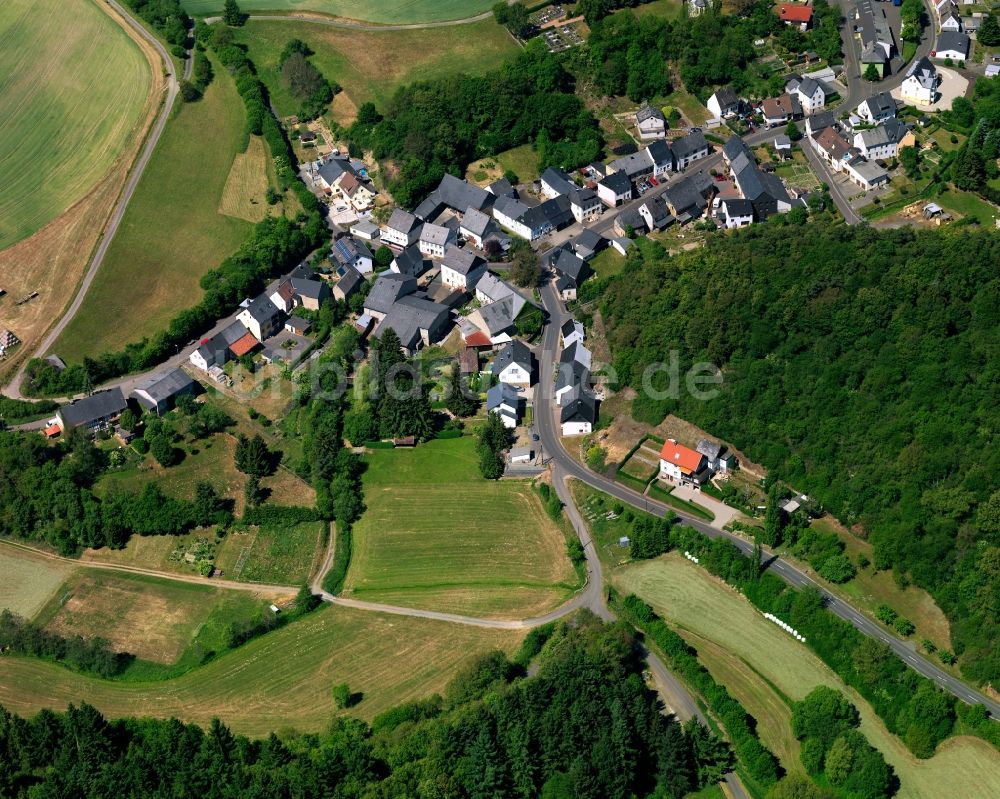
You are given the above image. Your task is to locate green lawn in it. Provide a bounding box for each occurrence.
[232,18,518,116]
[52,51,250,362]
[0,0,151,248]
[496,144,541,183]
[588,248,627,279]
[933,188,1000,223]
[0,603,524,736]
[630,0,685,19]
[217,521,326,584]
[344,437,579,618]
[182,0,495,24]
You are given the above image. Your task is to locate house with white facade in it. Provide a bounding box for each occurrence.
[418,222,454,258]
[935,30,969,61]
[559,387,596,436]
[794,76,826,115]
[658,438,711,485]
[857,92,897,124]
[486,382,522,428]
[901,57,939,105]
[440,245,487,291]
[671,131,710,169]
[597,171,633,207]
[636,105,667,139]
[491,340,535,387]
[383,209,422,249]
[707,87,740,119]
[853,119,914,159]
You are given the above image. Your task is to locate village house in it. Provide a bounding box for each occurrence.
[720,198,755,228]
[853,119,915,159]
[697,439,735,473]
[350,219,380,241]
[418,222,455,259]
[382,209,422,249]
[761,93,801,127]
[374,294,452,356]
[440,245,488,291]
[638,195,673,231]
[468,295,523,344]
[901,57,939,105]
[811,125,854,171]
[290,277,330,311]
[636,105,667,139]
[363,273,418,321]
[460,206,504,249]
[389,244,426,278]
[413,173,493,221]
[707,87,741,120]
[337,173,377,211]
[560,386,597,436]
[190,321,255,372]
[723,136,794,219]
[671,130,710,170]
[613,208,646,238]
[546,244,591,286]
[491,340,535,387]
[132,368,197,416]
[315,156,359,193]
[779,3,813,30]
[555,341,592,406]
[662,171,716,222]
[331,235,375,275]
[486,176,518,199]
[844,157,889,190]
[56,389,127,434]
[486,381,523,428]
[332,264,365,303]
[658,438,711,485]
[597,171,633,207]
[570,228,606,260]
[935,30,969,61]
[793,76,826,115]
[857,92,897,124]
[561,318,585,349]
[773,134,792,159]
[540,167,603,222]
[285,314,311,336]
[238,295,284,341]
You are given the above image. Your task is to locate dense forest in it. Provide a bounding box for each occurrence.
[594,224,1000,685]
[347,43,603,207]
[0,617,734,799]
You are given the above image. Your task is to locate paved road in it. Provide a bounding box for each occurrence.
[533,280,1000,719]
[2,2,189,402]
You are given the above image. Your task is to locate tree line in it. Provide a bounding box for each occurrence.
[0,617,739,799]
[0,610,132,679]
[597,224,1000,688]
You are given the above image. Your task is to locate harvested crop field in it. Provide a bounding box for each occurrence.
[0,604,524,736]
[0,544,76,619]
[219,136,274,222]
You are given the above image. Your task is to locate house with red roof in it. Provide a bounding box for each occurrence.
[658,438,711,485]
[779,3,813,30]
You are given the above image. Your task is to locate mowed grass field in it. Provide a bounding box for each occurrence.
[0,0,151,249]
[0,545,76,618]
[182,0,495,24]
[344,437,579,618]
[52,52,250,362]
[233,18,518,117]
[615,556,1000,799]
[0,604,523,736]
[34,570,283,665]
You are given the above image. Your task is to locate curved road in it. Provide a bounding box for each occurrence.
[533,280,1000,719]
[3,0,187,401]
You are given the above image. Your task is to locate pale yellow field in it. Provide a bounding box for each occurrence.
[0,0,151,248]
[219,136,272,222]
[616,556,1000,799]
[0,604,523,736]
[0,545,76,619]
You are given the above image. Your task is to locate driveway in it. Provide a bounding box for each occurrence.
[671,484,743,530]
[890,66,969,111]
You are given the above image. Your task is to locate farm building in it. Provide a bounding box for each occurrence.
[131,368,197,415]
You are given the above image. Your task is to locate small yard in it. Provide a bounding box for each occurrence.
[215,521,326,585]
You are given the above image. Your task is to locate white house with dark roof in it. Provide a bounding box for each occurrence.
[413,173,493,221]
[561,318,584,348]
[190,321,251,372]
[491,340,535,387]
[363,273,417,320]
[555,342,592,406]
[460,206,502,249]
[794,76,826,115]
[720,198,755,228]
[56,389,128,434]
[636,105,666,139]
[696,439,735,473]
[330,236,374,275]
[597,171,633,207]
[560,386,596,435]
[487,382,522,428]
[670,131,710,169]
[238,295,283,341]
[418,222,454,258]
[440,245,487,291]
[707,87,740,119]
[857,92,897,124]
[540,167,603,222]
[390,244,426,278]
[901,57,939,105]
[853,119,914,159]
[935,30,969,60]
[374,294,451,355]
[383,209,422,248]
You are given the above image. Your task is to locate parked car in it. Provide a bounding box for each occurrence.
[649,176,658,186]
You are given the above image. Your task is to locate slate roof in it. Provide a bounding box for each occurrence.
[711,86,740,109]
[637,105,666,123]
[59,389,127,428]
[317,157,357,186]
[807,110,836,133]
[243,294,282,325]
[559,341,592,370]
[609,149,654,179]
[640,195,672,228]
[391,244,426,277]
[536,195,574,229]
[476,296,522,335]
[906,57,938,89]
[797,76,822,98]
[723,136,754,165]
[645,139,673,169]
[696,439,725,460]
[555,358,588,393]
[364,273,417,315]
[936,30,969,56]
[663,171,715,218]
[476,272,517,305]
[571,228,605,258]
[600,170,632,194]
[560,386,597,425]
[671,131,708,161]
[561,318,584,339]
[196,321,247,362]
[461,207,494,238]
[414,174,493,220]
[420,223,452,246]
[486,177,517,198]
[486,382,520,413]
[386,208,421,235]
[133,369,195,407]
[491,340,533,376]
[547,245,589,282]
[722,198,755,218]
[860,91,896,119]
[442,244,486,276]
[375,294,450,351]
[331,237,372,268]
[290,277,327,300]
[857,119,911,149]
[334,264,364,297]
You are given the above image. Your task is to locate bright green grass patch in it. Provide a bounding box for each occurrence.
[616,556,1000,799]
[933,188,1000,222]
[0,0,151,248]
[345,437,578,618]
[232,18,518,114]
[630,0,685,19]
[0,603,523,736]
[0,545,76,619]
[588,247,627,279]
[52,51,250,362]
[182,0,495,24]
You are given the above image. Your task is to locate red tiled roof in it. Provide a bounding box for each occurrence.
[659,439,704,474]
[44,424,61,438]
[229,332,259,357]
[779,4,813,22]
[465,331,492,347]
